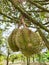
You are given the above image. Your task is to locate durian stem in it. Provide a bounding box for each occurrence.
[27,57,30,65]
[20,16,27,28]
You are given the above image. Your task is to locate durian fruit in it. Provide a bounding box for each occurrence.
[15,28,44,57]
[8,29,19,52]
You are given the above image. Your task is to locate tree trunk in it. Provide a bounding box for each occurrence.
[6,49,9,65]
[38,54,41,63]
[27,57,30,65]
[33,56,34,62]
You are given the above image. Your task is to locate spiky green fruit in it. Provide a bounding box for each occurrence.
[15,28,44,56]
[8,29,19,52]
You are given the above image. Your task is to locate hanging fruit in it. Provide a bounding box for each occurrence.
[8,29,19,52]
[15,28,44,57]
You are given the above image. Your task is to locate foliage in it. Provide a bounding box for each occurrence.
[0,54,5,65]
[0,0,49,64]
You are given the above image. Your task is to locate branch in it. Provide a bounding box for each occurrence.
[0,19,13,23]
[0,12,19,23]
[43,22,49,25]
[26,10,48,12]
[32,0,49,2]
[0,19,10,22]
[0,12,13,20]
[33,1,49,5]
[39,2,49,5]
[8,0,49,32]
[28,0,49,13]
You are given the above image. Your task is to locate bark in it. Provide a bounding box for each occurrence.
[27,57,30,65]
